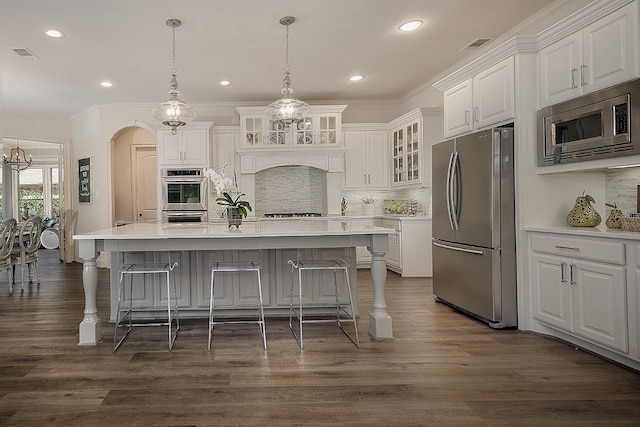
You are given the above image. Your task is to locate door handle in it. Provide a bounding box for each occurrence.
[450,151,460,230]
[570,263,576,285]
[560,262,566,283]
[445,152,455,230]
[571,68,577,89]
[474,107,479,122]
[580,65,587,86]
[464,110,470,125]
[433,241,484,255]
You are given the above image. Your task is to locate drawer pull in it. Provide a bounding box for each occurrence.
[555,245,580,251]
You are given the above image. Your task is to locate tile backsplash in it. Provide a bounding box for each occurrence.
[605,167,640,215]
[341,187,431,216]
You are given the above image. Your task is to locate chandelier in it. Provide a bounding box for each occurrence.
[151,18,197,135]
[265,16,310,127]
[3,141,32,171]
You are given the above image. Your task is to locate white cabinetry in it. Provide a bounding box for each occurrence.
[380,217,432,277]
[389,108,429,187]
[539,1,639,107]
[157,122,212,168]
[443,56,514,139]
[344,126,388,189]
[237,106,346,148]
[530,232,628,353]
[353,218,376,267]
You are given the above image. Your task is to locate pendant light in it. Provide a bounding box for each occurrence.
[151,18,196,135]
[3,140,32,171]
[265,16,310,128]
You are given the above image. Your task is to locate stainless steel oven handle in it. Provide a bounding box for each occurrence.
[433,241,484,255]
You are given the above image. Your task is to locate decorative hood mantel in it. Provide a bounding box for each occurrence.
[236,148,346,174]
[235,148,346,216]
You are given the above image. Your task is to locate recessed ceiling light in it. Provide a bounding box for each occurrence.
[399,20,423,32]
[349,75,364,82]
[220,80,231,86]
[44,29,64,38]
[99,81,114,88]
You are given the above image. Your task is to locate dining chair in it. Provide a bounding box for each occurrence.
[11,215,43,292]
[0,218,18,294]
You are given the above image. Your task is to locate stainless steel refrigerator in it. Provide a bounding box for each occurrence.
[431,125,517,328]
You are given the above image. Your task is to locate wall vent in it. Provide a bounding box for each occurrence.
[12,48,40,59]
[462,38,493,50]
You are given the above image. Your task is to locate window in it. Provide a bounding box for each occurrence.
[18,168,44,221]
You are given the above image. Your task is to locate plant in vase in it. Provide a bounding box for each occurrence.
[205,164,252,228]
[216,191,252,228]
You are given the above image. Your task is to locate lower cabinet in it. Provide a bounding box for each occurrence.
[380,217,432,277]
[110,247,356,321]
[529,231,638,369]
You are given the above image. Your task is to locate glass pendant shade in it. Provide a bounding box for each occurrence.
[266,16,310,127]
[151,19,196,135]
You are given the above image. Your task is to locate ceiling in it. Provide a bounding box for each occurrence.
[1,0,560,117]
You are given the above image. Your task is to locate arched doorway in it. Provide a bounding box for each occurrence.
[112,126,157,224]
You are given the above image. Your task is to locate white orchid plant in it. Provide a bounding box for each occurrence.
[204,164,252,218]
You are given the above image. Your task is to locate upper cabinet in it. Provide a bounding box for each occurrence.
[539,1,639,107]
[157,122,213,168]
[237,105,346,149]
[344,126,388,189]
[443,56,515,139]
[389,108,428,187]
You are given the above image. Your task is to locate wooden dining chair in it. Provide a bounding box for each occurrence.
[11,215,43,292]
[0,218,18,294]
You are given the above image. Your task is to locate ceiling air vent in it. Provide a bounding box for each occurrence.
[12,48,40,59]
[462,38,493,50]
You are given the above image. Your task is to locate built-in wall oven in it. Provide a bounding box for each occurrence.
[161,168,208,222]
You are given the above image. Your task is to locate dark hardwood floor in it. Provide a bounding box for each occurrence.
[1,250,639,426]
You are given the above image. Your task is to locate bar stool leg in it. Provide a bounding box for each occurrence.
[166,269,179,351]
[256,269,267,350]
[208,270,215,351]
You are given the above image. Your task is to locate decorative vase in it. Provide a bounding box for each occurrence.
[226,206,243,229]
[605,207,624,229]
[567,195,601,227]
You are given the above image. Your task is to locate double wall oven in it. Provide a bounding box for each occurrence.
[161,168,208,222]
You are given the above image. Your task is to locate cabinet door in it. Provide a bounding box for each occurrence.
[531,253,573,332]
[158,131,181,165]
[367,131,388,188]
[443,78,473,138]
[404,121,421,184]
[181,129,209,166]
[344,131,367,189]
[582,2,639,93]
[391,127,405,185]
[539,33,582,107]
[474,57,514,129]
[573,259,628,352]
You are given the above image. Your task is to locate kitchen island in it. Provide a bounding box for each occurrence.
[73,219,394,346]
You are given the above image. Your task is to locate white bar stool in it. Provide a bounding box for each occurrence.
[208,260,267,350]
[113,260,179,352]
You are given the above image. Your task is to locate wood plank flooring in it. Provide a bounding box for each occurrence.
[1,250,639,426]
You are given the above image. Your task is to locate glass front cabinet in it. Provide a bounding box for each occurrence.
[237,105,346,149]
[390,109,424,187]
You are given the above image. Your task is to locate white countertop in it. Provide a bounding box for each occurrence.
[74,218,394,240]
[525,225,640,241]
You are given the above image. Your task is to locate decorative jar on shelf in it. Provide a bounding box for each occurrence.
[567,193,601,227]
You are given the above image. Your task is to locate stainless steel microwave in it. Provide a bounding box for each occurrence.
[537,78,640,166]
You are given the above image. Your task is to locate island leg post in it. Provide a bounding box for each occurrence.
[78,240,102,345]
[368,248,393,339]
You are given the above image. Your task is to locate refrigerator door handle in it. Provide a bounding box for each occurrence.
[450,151,460,230]
[433,240,484,255]
[445,152,455,230]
